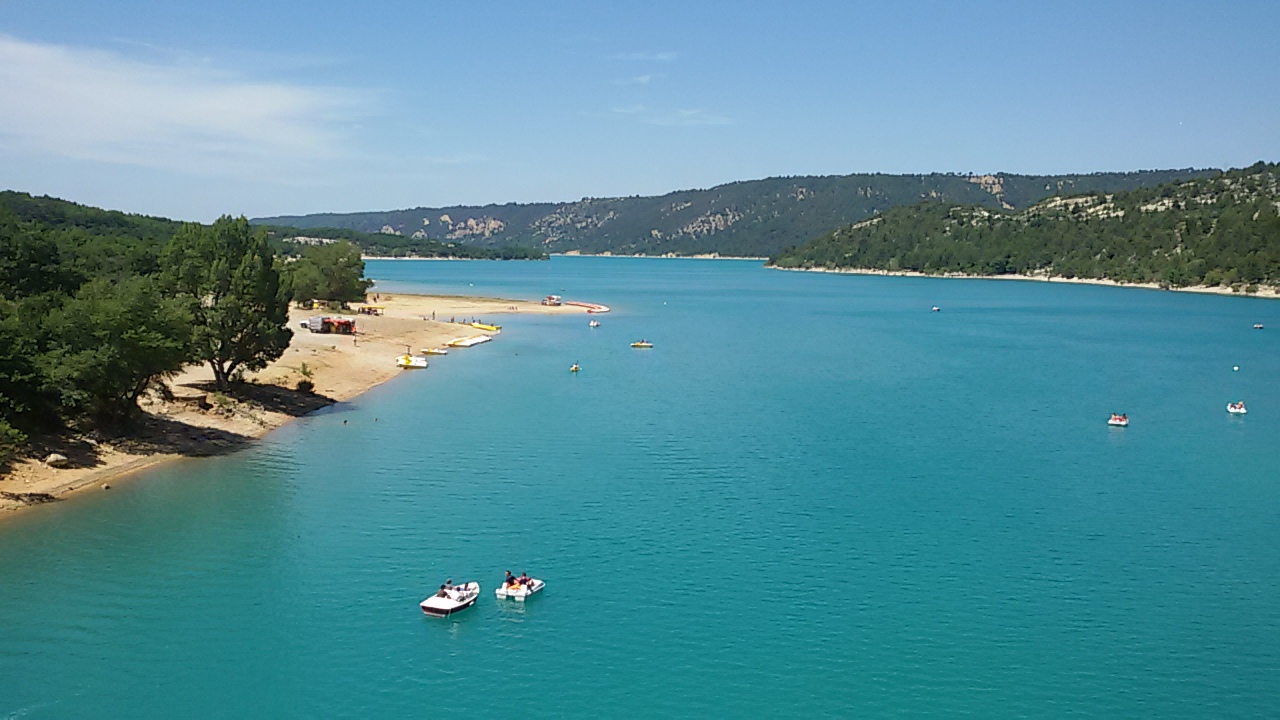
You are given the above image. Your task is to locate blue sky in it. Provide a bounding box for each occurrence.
[1,1,1277,221]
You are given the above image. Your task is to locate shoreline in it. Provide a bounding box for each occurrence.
[0,291,597,519]
[364,253,768,261]
[769,265,1280,299]
[554,252,767,260]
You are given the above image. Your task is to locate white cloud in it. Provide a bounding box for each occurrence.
[645,109,734,127]
[0,35,366,178]
[610,51,678,62]
[422,153,485,166]
[608,104,732,126]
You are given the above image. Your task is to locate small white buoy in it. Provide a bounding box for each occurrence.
[1234,366,1240,372]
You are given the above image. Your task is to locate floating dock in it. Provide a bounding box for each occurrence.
[446,335,494,348]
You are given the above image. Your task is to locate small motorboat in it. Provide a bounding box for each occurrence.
[589,320,601,328]
[1227,401,1248,415]
[1107,413,1129,427]
[570,363,580,373]
[420,581,480,616]
[471,322,501,332]
[495,578,545,602]
[931,306,941,312]
[396,354,429,369]
[630,340,653,348]
[1254,323,1264,330]
[421,347,448,356]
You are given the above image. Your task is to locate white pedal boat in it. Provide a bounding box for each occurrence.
[396,354,429,369]
[495,578,545,601]
[420,582,480,616]
[1227,401,1248,415]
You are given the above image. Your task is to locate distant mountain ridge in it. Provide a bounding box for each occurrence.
[770,162,1280,290]
[254,169,1216,257]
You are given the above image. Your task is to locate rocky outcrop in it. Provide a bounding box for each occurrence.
[681,209,743,236]
[445,217,506,239]
[43,453,70,468]
[968,174,1015,210]
[530,200,618,243]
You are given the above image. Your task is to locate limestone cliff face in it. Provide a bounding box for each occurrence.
[968,174,1015,210]
[681,208,743,236]
[531,200,618,244]
[445,217,506,239]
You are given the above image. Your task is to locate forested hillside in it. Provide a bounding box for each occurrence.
[255,169,1215,257]
[770,163,1280,290]
[255,224,546,260]
[0,194,371,467]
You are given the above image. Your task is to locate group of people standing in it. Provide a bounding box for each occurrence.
[504,570,532,588]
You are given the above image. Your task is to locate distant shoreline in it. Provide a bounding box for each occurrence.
[769,265,1280,299]
[362,254,768,261]
[552,252,768,261]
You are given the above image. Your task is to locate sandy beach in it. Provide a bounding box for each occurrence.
[771,266,1280,299]
[0,292,591,517]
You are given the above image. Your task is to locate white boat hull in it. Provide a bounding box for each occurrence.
[495,578,545,601]
[421,582,480,616]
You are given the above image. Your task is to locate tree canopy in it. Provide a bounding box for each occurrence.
[41,278,191,423]
[162,216,292,389]
[0,195,386,467]
[283,240,373,303]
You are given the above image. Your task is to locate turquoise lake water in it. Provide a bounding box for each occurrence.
[3,257,1280,717]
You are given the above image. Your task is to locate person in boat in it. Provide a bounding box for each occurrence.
[435,584,450,598]
[518,572,531,587]
[504,570,517,588]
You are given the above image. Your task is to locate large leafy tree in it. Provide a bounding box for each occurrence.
[0,211,78,300]
[284,240,372,303]
[162,216,292,389]
[0,301,40,462]
[41,278,191,423]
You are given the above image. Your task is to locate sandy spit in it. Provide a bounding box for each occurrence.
[0,292,593,518]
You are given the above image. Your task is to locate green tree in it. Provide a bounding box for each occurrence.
[162,216,292,389]
[0,212,77,299]
[0,300,48,433]
[284,240,372,303]
[41,278,190,423]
